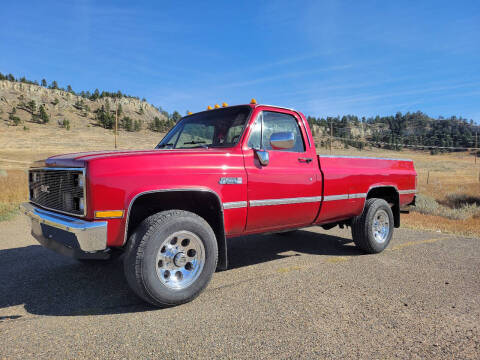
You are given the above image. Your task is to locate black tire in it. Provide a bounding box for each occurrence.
[123,210,218,307]
[352,198,394,253]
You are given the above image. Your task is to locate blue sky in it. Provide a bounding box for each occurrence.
[1,0,479,121]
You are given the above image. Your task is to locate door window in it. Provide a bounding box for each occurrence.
[247,111,305,152]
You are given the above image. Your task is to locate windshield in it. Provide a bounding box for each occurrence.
[156,106,251,149]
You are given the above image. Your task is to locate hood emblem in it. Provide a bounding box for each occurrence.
[40,184,50,193]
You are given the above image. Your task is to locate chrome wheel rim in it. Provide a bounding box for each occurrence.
[372,209,390,244]
[155,230,205,290]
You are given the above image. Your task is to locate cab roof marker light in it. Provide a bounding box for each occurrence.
[187,111,193,115]
[250,98,257,104]
[222,102,228,107]
[214,104,220,109]
[207,105,213,110]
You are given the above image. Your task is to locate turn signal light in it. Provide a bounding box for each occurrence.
[95,210,124,219]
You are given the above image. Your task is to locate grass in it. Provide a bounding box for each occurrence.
[0,169,28,220]
[414,194,480,221]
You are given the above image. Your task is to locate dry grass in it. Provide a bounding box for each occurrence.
[402,212,480,237]
[0,169,28,220]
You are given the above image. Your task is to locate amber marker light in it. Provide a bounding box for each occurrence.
[95,210,124,219]
[207,105,213,110]
[214,104,220,108]
[250,98,257,104]
[187,111,193,115]
[222,102,228,107]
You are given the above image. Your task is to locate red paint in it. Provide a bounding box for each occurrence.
[45,104,417,247]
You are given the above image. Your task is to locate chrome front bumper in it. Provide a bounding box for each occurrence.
[21,203,109,259]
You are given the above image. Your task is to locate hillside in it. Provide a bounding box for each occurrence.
[0,79,169,130]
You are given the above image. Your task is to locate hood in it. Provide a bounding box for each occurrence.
[42,148,234,168]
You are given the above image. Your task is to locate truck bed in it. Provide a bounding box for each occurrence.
[315,155,416,225]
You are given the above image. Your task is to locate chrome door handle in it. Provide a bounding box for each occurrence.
[298,157,313,163]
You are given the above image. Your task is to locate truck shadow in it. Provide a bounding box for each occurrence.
[227,230,361,269]
[0,230,360,317]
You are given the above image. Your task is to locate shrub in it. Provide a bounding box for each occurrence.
[414,194,480,220]
[60,119,70,130]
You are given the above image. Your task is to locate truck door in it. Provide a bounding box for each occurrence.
[243,108,321,232]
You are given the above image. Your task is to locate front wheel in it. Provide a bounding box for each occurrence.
[124,210,218,307]
[352,198,394,253]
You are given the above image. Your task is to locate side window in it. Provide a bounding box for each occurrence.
[262,111,305,152]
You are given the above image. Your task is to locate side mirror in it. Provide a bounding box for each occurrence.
[254,149,269,166]
[270,132,295,150]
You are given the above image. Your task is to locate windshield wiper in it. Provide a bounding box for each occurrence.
[183,140,206,145]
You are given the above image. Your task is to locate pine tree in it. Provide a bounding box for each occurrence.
[27,100,36,113]
[39,105,49,124]
[41,79,47,87]
[170,111,182,123]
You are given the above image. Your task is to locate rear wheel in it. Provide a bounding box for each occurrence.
[124,210,218,307]
[352,198,394,253]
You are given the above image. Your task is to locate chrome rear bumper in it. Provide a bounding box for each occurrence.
[21,203,109,259]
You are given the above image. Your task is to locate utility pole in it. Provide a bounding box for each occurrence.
[475,131,478,164]
[115,105,118,149]
[330,120,333,154]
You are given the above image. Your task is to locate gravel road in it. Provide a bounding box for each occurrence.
[0,215,479,359]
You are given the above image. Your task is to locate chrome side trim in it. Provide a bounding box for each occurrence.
[21,202,107,252]
[323,194,349,201]
[349,193,367,199]
[223,201,248,209]
[319,155,413,162]
[123,188,224,246]
[398,189,417,195]
[249,196,322,207]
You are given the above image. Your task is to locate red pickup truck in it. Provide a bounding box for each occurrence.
[22,102,417,307]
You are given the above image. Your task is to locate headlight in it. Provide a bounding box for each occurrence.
[74,174,84,187]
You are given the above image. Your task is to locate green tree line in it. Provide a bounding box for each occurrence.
[307,111,479,152]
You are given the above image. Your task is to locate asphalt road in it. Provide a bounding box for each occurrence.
[0,215,479,359]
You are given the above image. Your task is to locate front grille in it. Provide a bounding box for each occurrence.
[29,168,86,216]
